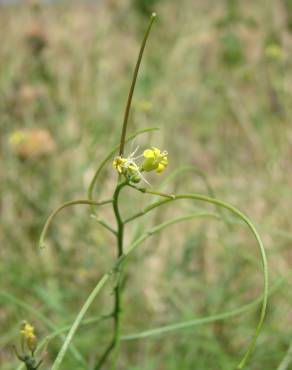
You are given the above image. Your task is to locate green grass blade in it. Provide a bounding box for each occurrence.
[50,273,110,370]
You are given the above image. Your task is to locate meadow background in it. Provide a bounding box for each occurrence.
[1,0,292,369]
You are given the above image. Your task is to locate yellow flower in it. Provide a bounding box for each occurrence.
[20,321,37,352]
[9,130,27,146]
[113,156,127,174]
[265,44,283,60]
[9,129,55,159]
[113,146,168,183]
[113,154,142,183]
[141,147,168,173]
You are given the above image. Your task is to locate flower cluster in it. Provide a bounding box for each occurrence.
[113,147,168,183]
[14,321,46,370]
[20,321,37,352]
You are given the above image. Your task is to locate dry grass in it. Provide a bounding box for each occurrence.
[0,1,292,369]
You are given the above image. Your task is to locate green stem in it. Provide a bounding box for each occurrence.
[39,199,112,249]
[113,182,127,256]
[90,214,118,236]
[94,181,128,370]
[112,182,127,362]
[126,187,268,370]
[119,13,156,156]
[277,340,292,370]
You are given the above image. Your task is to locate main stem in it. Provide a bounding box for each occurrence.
[94,181,127,370]
[95,13,156,369]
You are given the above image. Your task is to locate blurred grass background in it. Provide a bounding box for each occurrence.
[0,0,292,369]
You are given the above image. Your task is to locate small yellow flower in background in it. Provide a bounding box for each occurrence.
[20,321,37,352]
[9,131,27,146]
[141,147,168,173]
[9,128,55,160]
[14,320,46,368]
[265,44,283,60]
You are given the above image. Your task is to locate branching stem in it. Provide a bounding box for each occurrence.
[39,199,112,249]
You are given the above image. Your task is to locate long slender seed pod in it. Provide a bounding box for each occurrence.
[119,13,156,156]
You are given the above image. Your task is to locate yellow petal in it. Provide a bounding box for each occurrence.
[143,149,155,159]
[152,147,161,157]
[156,163,165,173]
[161,157,168,166]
